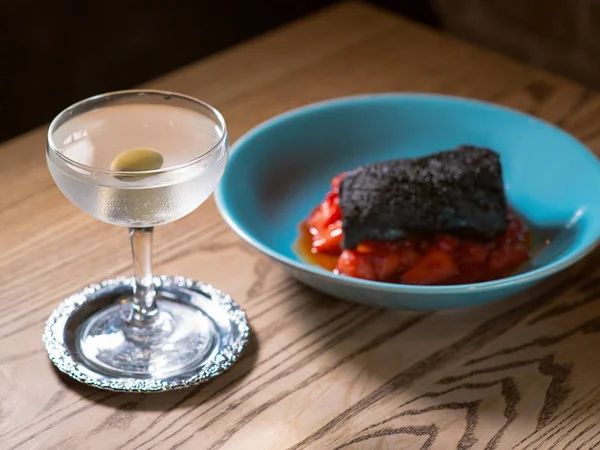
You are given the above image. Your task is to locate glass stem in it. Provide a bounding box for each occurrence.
[129,227,158,324]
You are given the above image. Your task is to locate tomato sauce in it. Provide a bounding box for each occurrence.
[296,173,531,286]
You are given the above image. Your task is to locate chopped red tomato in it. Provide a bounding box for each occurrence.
[312,220,343,253]
[454,241,489,265]
[369,253,401,280]
[335,250,376,280]
[444,265,490,285]
[397,247,422,270]
[432,235,460,252]
[331,172,346,192]
[371,247,422,280]
[356,240,399,255]
[401,248,459,285]
[307,193,341,232]
[488,244,530,273]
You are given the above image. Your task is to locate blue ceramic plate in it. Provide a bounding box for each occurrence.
[215,94,600,309]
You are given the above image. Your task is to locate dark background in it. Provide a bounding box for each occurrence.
[0,0,437,143]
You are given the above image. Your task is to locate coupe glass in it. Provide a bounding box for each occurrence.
[44,90,248,389]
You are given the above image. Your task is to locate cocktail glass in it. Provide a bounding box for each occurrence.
[43,90,249,391]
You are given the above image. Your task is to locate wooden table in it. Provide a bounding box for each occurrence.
[3,2,600,449]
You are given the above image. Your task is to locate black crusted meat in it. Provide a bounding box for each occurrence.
[339,146,509,249]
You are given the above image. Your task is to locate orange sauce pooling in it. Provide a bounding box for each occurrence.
[295,223,339,272]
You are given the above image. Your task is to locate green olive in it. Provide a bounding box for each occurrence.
[110,148,164,176]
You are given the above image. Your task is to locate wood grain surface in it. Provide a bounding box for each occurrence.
[2,2,600,449]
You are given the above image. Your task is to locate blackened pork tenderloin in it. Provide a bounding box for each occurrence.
[338,146,509,249]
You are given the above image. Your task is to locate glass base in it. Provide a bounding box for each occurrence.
[43,276,250,392]
[78,300,216,378]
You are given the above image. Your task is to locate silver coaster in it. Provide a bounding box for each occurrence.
[43,276,250,393]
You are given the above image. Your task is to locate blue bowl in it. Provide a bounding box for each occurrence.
[215,94,600,310]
